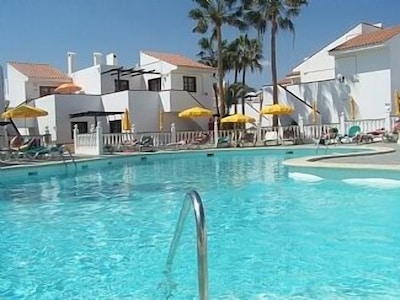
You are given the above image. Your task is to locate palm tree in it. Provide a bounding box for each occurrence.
[238,36,263,114]
[197,37,230,116]
[189,0,246,117]
[244,0,308,125]
[197,37,229,68]
[224,40,242,113]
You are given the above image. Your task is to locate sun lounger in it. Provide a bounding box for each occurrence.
[314,127,339,146]
[137,136,155,152]
[166,140,188,150]
[187,133,210,149]
[217,136,231,148]
[263,131,280,146]
[339,125,361,144]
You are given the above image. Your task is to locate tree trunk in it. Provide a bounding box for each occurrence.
[234,67,238,114]
[241,68,246,115]
[212,83,220,117]
[271,20,279,127]
[216,25,225,117]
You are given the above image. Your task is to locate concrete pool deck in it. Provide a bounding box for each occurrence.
[283,143,400,171]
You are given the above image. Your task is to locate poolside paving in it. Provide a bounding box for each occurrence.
[323,143,400,165]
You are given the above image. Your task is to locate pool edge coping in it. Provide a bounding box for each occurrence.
[282,146,400,171]
[1,144,397,173]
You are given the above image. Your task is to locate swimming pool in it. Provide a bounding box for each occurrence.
[1,148,400,299]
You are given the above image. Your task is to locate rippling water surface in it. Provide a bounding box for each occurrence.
[1,150,400,299]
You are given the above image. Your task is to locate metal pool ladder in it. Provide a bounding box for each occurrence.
[60,145,77,169]
[165,190,208,300]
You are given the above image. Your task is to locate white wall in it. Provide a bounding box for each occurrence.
[388,34,400,113]
[140,52,177,90]
[261,64,390,126]
[293,23,381,83]
[335,46,390,119]
[7,64,72,105]
[72,65,102,95]
[25,79,69,100]
[170,67,215,96]
[102,90,160,132]
[33,95,57,138]
[159,90,213,112]
[0,65,5,113]
[159,90,212,130]
[35,94,102,143]
[7,65,27,106]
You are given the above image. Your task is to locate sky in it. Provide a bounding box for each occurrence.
[1,0,400,90]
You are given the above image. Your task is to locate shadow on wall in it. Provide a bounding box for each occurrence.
[263,80,359,125]
[263,85,309,126]
[164,113,204,132]
[302,83,316,124]
[290,79,354,124]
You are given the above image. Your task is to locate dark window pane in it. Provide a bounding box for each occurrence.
[39,86,56,97]
[115,80,129,92]
[148,78,161,91]
[109,120,122,133]
[183,76,196,92]
[71,122,88,139]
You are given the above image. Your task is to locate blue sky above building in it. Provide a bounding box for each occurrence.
[1,0,400,90]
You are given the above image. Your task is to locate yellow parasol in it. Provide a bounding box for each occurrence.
[260,104,294,115]
[395,90,400,116]
[55,83,82,94]
[121,108,132,132]
[1,104,48,119]
[178,107,213,118]
[349,96,356,120]
[220,113,256,123]
[311,100,317,123]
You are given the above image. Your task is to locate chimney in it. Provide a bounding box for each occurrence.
[93,52,103,66]
[67,52,77,75]
[106,53,118,66]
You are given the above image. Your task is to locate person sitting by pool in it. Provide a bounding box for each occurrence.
[117,138,139,152]
[318,128,338,145]
[9,135,24,150]
[382,120,400,142]
[192,132,209,144]
[10,136,41,151]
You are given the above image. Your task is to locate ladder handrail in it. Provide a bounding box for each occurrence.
[165,190,208,300]
[60,145,77,169]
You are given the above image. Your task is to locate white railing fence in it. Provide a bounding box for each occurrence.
[73,112,400,155]
[73,122,103,155]
[0,127,8,149]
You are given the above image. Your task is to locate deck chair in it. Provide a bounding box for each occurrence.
[32,144,66,160]
[137,136,155,152]
[339,125,361,144]
[263,131,280,146]
[217,136,231,148]
[9,137,47,160]
[187,133,210,149]
[314,127,339,146]
[238,132,256,147]
[166,140,189,150]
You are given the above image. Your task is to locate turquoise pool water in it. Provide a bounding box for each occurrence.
[1,149,400,299]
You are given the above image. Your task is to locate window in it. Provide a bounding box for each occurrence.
[115,79,129,92]
[109,120,122,133]
[183,76,196,92]
[40,86,56,97]
[71,122,88,139]
[148,78,161,91]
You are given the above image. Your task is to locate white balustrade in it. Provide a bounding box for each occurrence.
[74,123,103,155]
[72,114,396,155]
